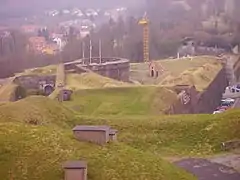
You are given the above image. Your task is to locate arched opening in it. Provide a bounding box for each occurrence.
[44,85,54,96]
[151,68,154,77]
[15,86,27,100]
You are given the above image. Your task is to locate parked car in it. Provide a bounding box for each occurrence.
[221,98,235,103]
[213,109,225,114]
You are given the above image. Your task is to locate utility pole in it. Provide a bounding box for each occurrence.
[99,39,102,64]
[82,41,85,58]
[82,41,85,65]
[89,39,92,64]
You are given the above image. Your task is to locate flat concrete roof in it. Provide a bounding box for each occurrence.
[72,125,110,132]
[63,161,87,169]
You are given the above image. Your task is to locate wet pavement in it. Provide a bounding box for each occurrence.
[174,158,240,180]
[209,154,240,172]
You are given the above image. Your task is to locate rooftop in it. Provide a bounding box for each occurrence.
[63,161,87,169]
[72,125,110,132]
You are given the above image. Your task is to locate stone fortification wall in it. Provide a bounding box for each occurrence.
[13,75,56,89]
[65,57,130,82]
[169,68,228,114]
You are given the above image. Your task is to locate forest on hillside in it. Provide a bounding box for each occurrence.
[1,0,240,77]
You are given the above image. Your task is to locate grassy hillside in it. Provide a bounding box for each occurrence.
[130,56,221,87]
[64,86,178,116]
[66,72,132,90]
[0,97,195,180]
[0,78,17,102]
[160,63,222,91]
[0,96,73,127]
[16,65,57,76]
[0,96,239,180]
[74,110,240,156]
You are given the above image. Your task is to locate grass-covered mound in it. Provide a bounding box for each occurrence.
[16,65,57,76]
[130,56,221,86]
[0,96,72,127]
[160,63,222,91]
[0,97,195,180]
[0,78,18,102]
[64,86,178,116]
[0,123,195,180]
[74,110,240,156]
[66,72,132,90]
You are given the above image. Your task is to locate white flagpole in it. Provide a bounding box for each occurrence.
[89,39,92,64]
[99,39,102,64]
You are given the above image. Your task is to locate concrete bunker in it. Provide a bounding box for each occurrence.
[109,129,118,142]
[221,140,240,151]
[72,125,111,145]
[58,89,73,101]
[63,161,87,180]
[65,57,130,82]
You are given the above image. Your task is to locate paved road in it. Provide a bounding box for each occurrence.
[175,158,240,180]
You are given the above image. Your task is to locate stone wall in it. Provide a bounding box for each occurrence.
[169,68,228,114]
[168,85,199,114]
[65,57,130,82]
[194,68,228,114]
[13,75,56,89]
[233,56,240,79]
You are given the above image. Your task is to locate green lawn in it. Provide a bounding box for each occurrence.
[63,86,178,116]
[74,111,240,156]
[0,97,195,180]
[0,96,240,180]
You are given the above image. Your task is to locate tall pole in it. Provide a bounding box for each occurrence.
[82,41,85,65]
[89,39,92,64]
[99,39,102,64]
[82,41,85,59]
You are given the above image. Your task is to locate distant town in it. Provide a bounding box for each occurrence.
[0,7,128,55]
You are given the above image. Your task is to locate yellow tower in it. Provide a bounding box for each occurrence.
[138,13,150,62]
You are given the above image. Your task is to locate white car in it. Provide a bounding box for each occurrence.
[221,98,235,103]
[213,110,224,114]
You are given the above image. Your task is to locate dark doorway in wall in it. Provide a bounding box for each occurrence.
[44,85,54,96]
[151,69,154,77]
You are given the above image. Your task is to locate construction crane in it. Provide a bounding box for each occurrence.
[138,12,150,63]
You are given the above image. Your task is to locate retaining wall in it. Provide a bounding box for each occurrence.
[169,68,228,114]
[13,75,56,89]
[233,56,240,79]
[65,57,130,82]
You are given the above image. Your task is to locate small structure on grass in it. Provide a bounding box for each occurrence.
[109,129,118,142]
[72,125,110,145]
[149,61,164,78]
[221,140,240,151]
[63,161,87,180]
[58,89,73,101]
